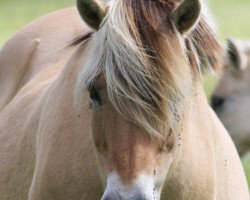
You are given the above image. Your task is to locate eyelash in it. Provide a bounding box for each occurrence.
[89,86,102,105]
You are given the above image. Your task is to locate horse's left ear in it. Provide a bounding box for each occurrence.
[227,38,248,70]
[77,0,107,30]
[171,0,201,35]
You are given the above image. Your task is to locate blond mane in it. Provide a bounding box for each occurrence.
[75,0,222,138]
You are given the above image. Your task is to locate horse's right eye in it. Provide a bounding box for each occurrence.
[89,86,102,105]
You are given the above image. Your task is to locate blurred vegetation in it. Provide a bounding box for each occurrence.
[209,0,250,40]
[0,0,250,187]
[0,0,74,46]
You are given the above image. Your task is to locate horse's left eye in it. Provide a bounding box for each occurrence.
[89,86,102,105]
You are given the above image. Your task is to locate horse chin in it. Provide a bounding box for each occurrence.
[101,172,161,200]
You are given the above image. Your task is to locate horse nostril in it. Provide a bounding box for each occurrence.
[211,95,225,110]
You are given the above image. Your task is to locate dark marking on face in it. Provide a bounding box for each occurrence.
[153,187,156,200]
[174,108,181,122]
[165,128,175,151]
[224,159,227,167]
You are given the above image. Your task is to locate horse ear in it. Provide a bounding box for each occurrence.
[226,38,246,70]
[77,0,107,30]
[171,0,201,35]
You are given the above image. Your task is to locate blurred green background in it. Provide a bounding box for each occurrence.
[1,0,250,187]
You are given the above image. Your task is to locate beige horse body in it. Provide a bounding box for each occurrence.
[0,1,249,200]
[212,39,250,157]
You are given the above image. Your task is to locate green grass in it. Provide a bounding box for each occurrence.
[1,0,250,187]
[243,155,250,186]
[209,0,250,40]
[0,0,74,46]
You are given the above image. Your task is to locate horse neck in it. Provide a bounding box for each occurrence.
[182,80,213,137]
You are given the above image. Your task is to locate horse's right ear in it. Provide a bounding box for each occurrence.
[171,0,201,35]
[77,0,107,30]
[227,38,246,70]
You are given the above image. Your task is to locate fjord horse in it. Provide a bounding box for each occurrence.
[0,0,249,199]
[212,38,250,157]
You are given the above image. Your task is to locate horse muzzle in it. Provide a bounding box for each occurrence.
[101,172,160,200]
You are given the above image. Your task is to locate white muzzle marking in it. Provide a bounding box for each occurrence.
[101,172,161,200]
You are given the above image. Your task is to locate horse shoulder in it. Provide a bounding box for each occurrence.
[0,7,94,199]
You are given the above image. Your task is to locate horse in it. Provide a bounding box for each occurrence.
[0,0,249,199]
[212,38,250,157]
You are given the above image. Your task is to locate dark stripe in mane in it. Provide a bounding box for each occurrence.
[69,32,93,46]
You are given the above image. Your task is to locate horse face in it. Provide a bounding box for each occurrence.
[78,0,202,198]
[212,39,250,155]
[88,77,175,200]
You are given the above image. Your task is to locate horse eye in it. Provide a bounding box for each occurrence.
[89,86,102,105]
